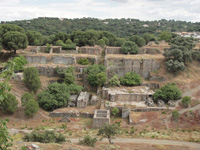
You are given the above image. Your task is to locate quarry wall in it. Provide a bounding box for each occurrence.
[105,57,161,79]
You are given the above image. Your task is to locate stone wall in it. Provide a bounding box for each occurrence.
[105,57,160,79]
[92,110,110,128]
[77,46,103,55]
[105,47,122,54]
[77,92,90,108]
[49,112,93,118]
[24,55,98,65]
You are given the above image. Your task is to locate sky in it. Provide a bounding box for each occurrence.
[0,0,199,22]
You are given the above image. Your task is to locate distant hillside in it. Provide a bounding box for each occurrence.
[2,17,200,37]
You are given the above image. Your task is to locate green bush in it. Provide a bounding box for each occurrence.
[121,41,139,54]
[79,135,97,147]
[112,107,119,116]
[23,130,66,143]
[23,67,41,92]
[78,58,90,65]
[85,65,106,87]
[37,83,70,111]
[181,96,191,108]
[64,72,75,84]
[120,72,142,86]
[109,75,120,87]
[1,93,18,114]
[153,83,182,103]
[192,50,200,61]
[25,99,39,117]
[13,55,28,72]
[21,92,34,106]
[62,43,76,50]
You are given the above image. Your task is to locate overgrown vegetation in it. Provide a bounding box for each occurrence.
[21,92,34,106]
[109,75,120,87]
[13,55,28,72]
[120,72,142,86]
[153,83,182,103]
[181,96,191,108]
[1,93,18,114]
[23,130,66,143]
[24,99,39,117]
[121,41,139,54]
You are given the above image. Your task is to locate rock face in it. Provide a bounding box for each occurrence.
[77,92,90,108]
[105,57,160,79]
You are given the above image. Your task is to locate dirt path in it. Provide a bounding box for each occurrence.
[68,138,200,149]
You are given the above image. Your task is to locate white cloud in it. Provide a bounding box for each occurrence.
[0,0,199,22]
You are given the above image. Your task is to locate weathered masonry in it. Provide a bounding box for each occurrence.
[93,110,110,128]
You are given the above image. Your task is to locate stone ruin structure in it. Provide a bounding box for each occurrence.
[77,92,90,108]
[92,110,110,128]
[77,46,103,55]
[102,86,154,102]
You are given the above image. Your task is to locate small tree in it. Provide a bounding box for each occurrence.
[21,92,34,106]
[64,72,75,84]
[79,135,97,147]
[23,67,41,92]
[112,107,119,116]
[109,75,120,87]
[181,96,191,108]
[1,93,18,114]
[120,72,142,86]
[25,99,39,117]
[0,119,13,150]
[172,110,180,121]
[78,58,90,65]
[97,123,120,144]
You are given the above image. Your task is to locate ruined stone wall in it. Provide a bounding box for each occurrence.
[78,46,103,55]
[105,57,160,79]
[49,112,93,118]
[105,47,122,54]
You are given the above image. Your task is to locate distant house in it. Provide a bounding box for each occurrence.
[143,24,149,28]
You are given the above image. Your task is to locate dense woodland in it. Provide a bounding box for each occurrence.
[2,17,200,37]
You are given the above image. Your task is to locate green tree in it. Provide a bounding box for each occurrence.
[21,92,34,106]
[26,30,44,46]
[158,31,172,42]
[1,93,18,114]
[78,58,90,65]
[96,72,107,87]
[0,119,13,150]
[25,99,39,117]
[142,33,155,44]
[153,83,182,103]
[121,41,139,54]
[13,55,28,72]
[109,75,120,87]
[97,123,120,144]
[2,31,28,54]
[85,65,106,87]
[97,39,106,47]
[120,72,142,86]
[165,60,185,75]
[67,84,83,94]
[37,83,70,111]
[23,67,41,92]
[129,35,146,47]
[115,38,126,47]
[181,96,191,108]
[55,40,64,46]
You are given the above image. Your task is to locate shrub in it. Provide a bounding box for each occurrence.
[23,67,41,92]
[78,58,90,65]
[85,65,106,87]
[192,50,200,61]
[64,72,75,84]
[56,66,74,78]
[23,130,66,143]
[120,72,142,86]
[62,43,76,50]
[121,41,139,54]
[96,72,107,87]
[153,83,182,103]
[181,96,191,108]
[97,39,105,47]
[37,83,70,111]
[112,107,119,116]
[172,110,180,121]
[21,92,34,106]
[25,99,39,117]
[165,60,185,75]
[1,93,18,114]
[13,55,28,72]
[109,75,120,87]
[79,135,97,147]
